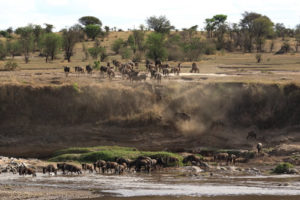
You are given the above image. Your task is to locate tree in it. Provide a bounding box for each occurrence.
[44,23,54,33]
[15,26,34,63]
[40,33,62,62]
[84,24,101,40]
[62,25,80,62]
[0,41,6,60]
[146,32,167,61]
[6,27,13,35]
[6,40,22,58]
[111,38,125,54]
[127,30,145,53]
[275,23,286,40]
[88,46,106,59]
[205,18,215,38]
[240,12,262,52]
[146,16,174,34]
[79,16,102,26]
[33,25,43,50]
[252,16,274,52]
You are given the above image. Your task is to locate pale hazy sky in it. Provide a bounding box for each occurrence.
[1,0,300,31]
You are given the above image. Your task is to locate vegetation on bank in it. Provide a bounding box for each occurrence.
[1,11,300,67]
[49,146,183,167]
[273,162,295,174]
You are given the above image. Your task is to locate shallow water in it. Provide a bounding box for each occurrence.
[1,171,300,199]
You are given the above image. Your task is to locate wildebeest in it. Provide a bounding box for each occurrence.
[153,72,162,83]
[57,163,82,175]
[86,65,93,74]
[75,66,84,73]
[93,160,106,173]
[107,67,115,79]
[63,66,70,77]
[257,143,263,154]
[190,63,199,73]
[247,131,257,140]
[227,154,237,165]
[105,161,119,173]
[183,155,202,165]
[42,164,57,175]
[19,166,36,177]
[162,68,169,76]
[81,163,93,173]
[214,153,229,162]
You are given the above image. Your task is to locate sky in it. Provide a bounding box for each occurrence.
[0,0,300,31]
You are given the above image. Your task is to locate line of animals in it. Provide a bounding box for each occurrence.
[63,59,200,82]
[4,145,263,177]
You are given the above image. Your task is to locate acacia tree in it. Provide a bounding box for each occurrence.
[79,16,102,26]
[40,33,62,62]
[146,32,167,61]
[146,16,174,34]
[84,24,101,40]
[15,25,34,63]
[240,12,265,52]
[62,25,80,62]
[253,16,274,52]
[127,30,145,53]
[6,40,22,58]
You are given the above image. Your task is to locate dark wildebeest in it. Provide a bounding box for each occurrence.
[82,163,93,173]
[43,164,57,175]
[214,153,229,162]
[57,163,82,175]
[162,68,169,76]
[75,66,84,73]
[107,67,115,79]
[227,154,237,165]
[105,161,119,173]
[190,63,200,73]
[153,72,162,83]
[64,66,70,77]
[247,131,257,140]
[86,65,93,74]
[155,59,162,69]
[257,143,263,154]
[135,157,152,173]
[19,166,36,177]
[183,155,202,165]
[93,160,106,173]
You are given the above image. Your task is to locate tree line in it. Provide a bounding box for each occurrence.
[1,12,300,64]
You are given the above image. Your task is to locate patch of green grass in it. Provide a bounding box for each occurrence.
[49,146,183,167]
[273,162,294,174]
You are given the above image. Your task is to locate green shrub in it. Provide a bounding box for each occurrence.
[273,162,294,174]
[49,145,183,167]
[120,47,133,59]
[3,60,18,71]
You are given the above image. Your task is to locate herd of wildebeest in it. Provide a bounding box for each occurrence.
[63,59,200,82]
[4,141,263,177]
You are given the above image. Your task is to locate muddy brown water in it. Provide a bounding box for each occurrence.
[1,171,300,200]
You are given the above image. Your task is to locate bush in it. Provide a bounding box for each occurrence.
[120,47,133,59]
[132,52,143,62]
[0,41,6,60]
[3,60,18,71]
[273,162,294,174]
[256,54,262,63]
[111,38,125,54]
